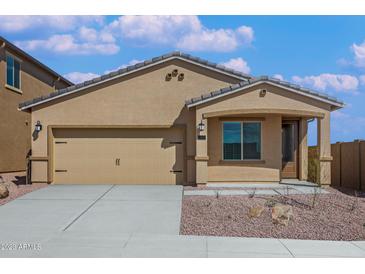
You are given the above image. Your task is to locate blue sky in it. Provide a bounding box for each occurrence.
[1,15,365,144]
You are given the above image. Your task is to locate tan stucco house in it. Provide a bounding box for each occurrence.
[0,36,72,173]
[19,52,344,186]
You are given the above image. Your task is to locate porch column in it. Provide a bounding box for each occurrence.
[317,112,332,185]
[195,111,208,185]
[298,118,308,181]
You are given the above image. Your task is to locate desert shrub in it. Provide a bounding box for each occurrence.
[308,146,319,184]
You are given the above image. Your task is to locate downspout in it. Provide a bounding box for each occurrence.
[307,117,318,184]
[307,118,315,124]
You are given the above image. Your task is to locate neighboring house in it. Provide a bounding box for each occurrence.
[0,36,72,173]
[19,52,344,186]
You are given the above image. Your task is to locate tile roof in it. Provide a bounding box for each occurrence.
[185,76,344,108]
[19,51,252,110]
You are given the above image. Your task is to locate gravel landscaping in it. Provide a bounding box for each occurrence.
[0,172,47,206]
[180,187,365,241]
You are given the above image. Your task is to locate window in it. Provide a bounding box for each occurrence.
[223,122,241,160]
[6,54,21,90]
[223,121,261,160]
[242,122,261,160]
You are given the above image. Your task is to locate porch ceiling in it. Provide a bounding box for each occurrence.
[202,108,325,119]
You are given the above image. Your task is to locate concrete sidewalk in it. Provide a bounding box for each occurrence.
[185,184,328,196]
[1,232,365,258]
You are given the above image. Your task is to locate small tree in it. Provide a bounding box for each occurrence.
[350,190,359,212]
[311,187,321,209]
[308,146,322,185]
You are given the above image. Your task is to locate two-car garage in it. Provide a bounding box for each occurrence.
[52,127,185,185]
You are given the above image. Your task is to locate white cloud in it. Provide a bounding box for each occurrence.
[177,27,253,52]
[3,16,117,56]
[332,110,350,119]
[292,73,359,93]
[220,57,250,74]
[109,15,254,52]
[0,16,104,32]
[351,41,365,68]
[9,16,254,55]
[64,59,144,83]
[359,75,365,85]
[16,33,119,55]
[63,72,100,84]
[78,26,115,43]
[236,26,254,44]
[331,110,365,139]
[110,16,201,44]
[272,74,284,81]
[104,59,143,74]
[78,27,98,42]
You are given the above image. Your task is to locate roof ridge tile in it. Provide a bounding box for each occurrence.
[185,78,344,108]
[19,51,342,110]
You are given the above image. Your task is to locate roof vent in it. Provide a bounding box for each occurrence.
[172,69,178,77]
[165,73,172,81]
[260,89,267,97]
[178,73,184,81]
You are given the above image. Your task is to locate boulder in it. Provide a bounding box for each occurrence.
[0,184,9,199]
[272,204,293,226]
[248,206,265,218]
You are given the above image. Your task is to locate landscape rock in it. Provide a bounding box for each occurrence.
[272,204,293,226]
[0,183,9,199]
[248,206,265,218]
[265,199,277,208]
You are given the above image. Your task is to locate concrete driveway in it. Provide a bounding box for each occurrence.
[0,184,182,235]
[0,184,183,257]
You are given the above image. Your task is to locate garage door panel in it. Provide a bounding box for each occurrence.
[55,142,120,183]
[53,128,184,185]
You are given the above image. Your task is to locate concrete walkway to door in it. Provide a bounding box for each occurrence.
[0,185,364,258]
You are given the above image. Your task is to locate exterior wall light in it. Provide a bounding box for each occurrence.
[35,121,42,132]
[198,120,205,132]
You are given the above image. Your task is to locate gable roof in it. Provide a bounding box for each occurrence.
[19,51,253,110]
[185,76,345,110]
[0,36,73,86]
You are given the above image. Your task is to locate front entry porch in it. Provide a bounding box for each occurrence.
[194,108,331,186]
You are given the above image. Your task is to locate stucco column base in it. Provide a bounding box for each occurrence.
[298,118,308,181]
[317,113,331,186]
[195,157,209,185]
[318,158,332,186]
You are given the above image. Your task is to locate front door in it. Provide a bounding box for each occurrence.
[281,121,298,178]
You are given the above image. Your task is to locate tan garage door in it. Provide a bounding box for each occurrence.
[53,128,184,185]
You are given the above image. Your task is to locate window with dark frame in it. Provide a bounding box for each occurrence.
[223,121,261,160]
[6,54,21,90]
[223,122,242,160]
